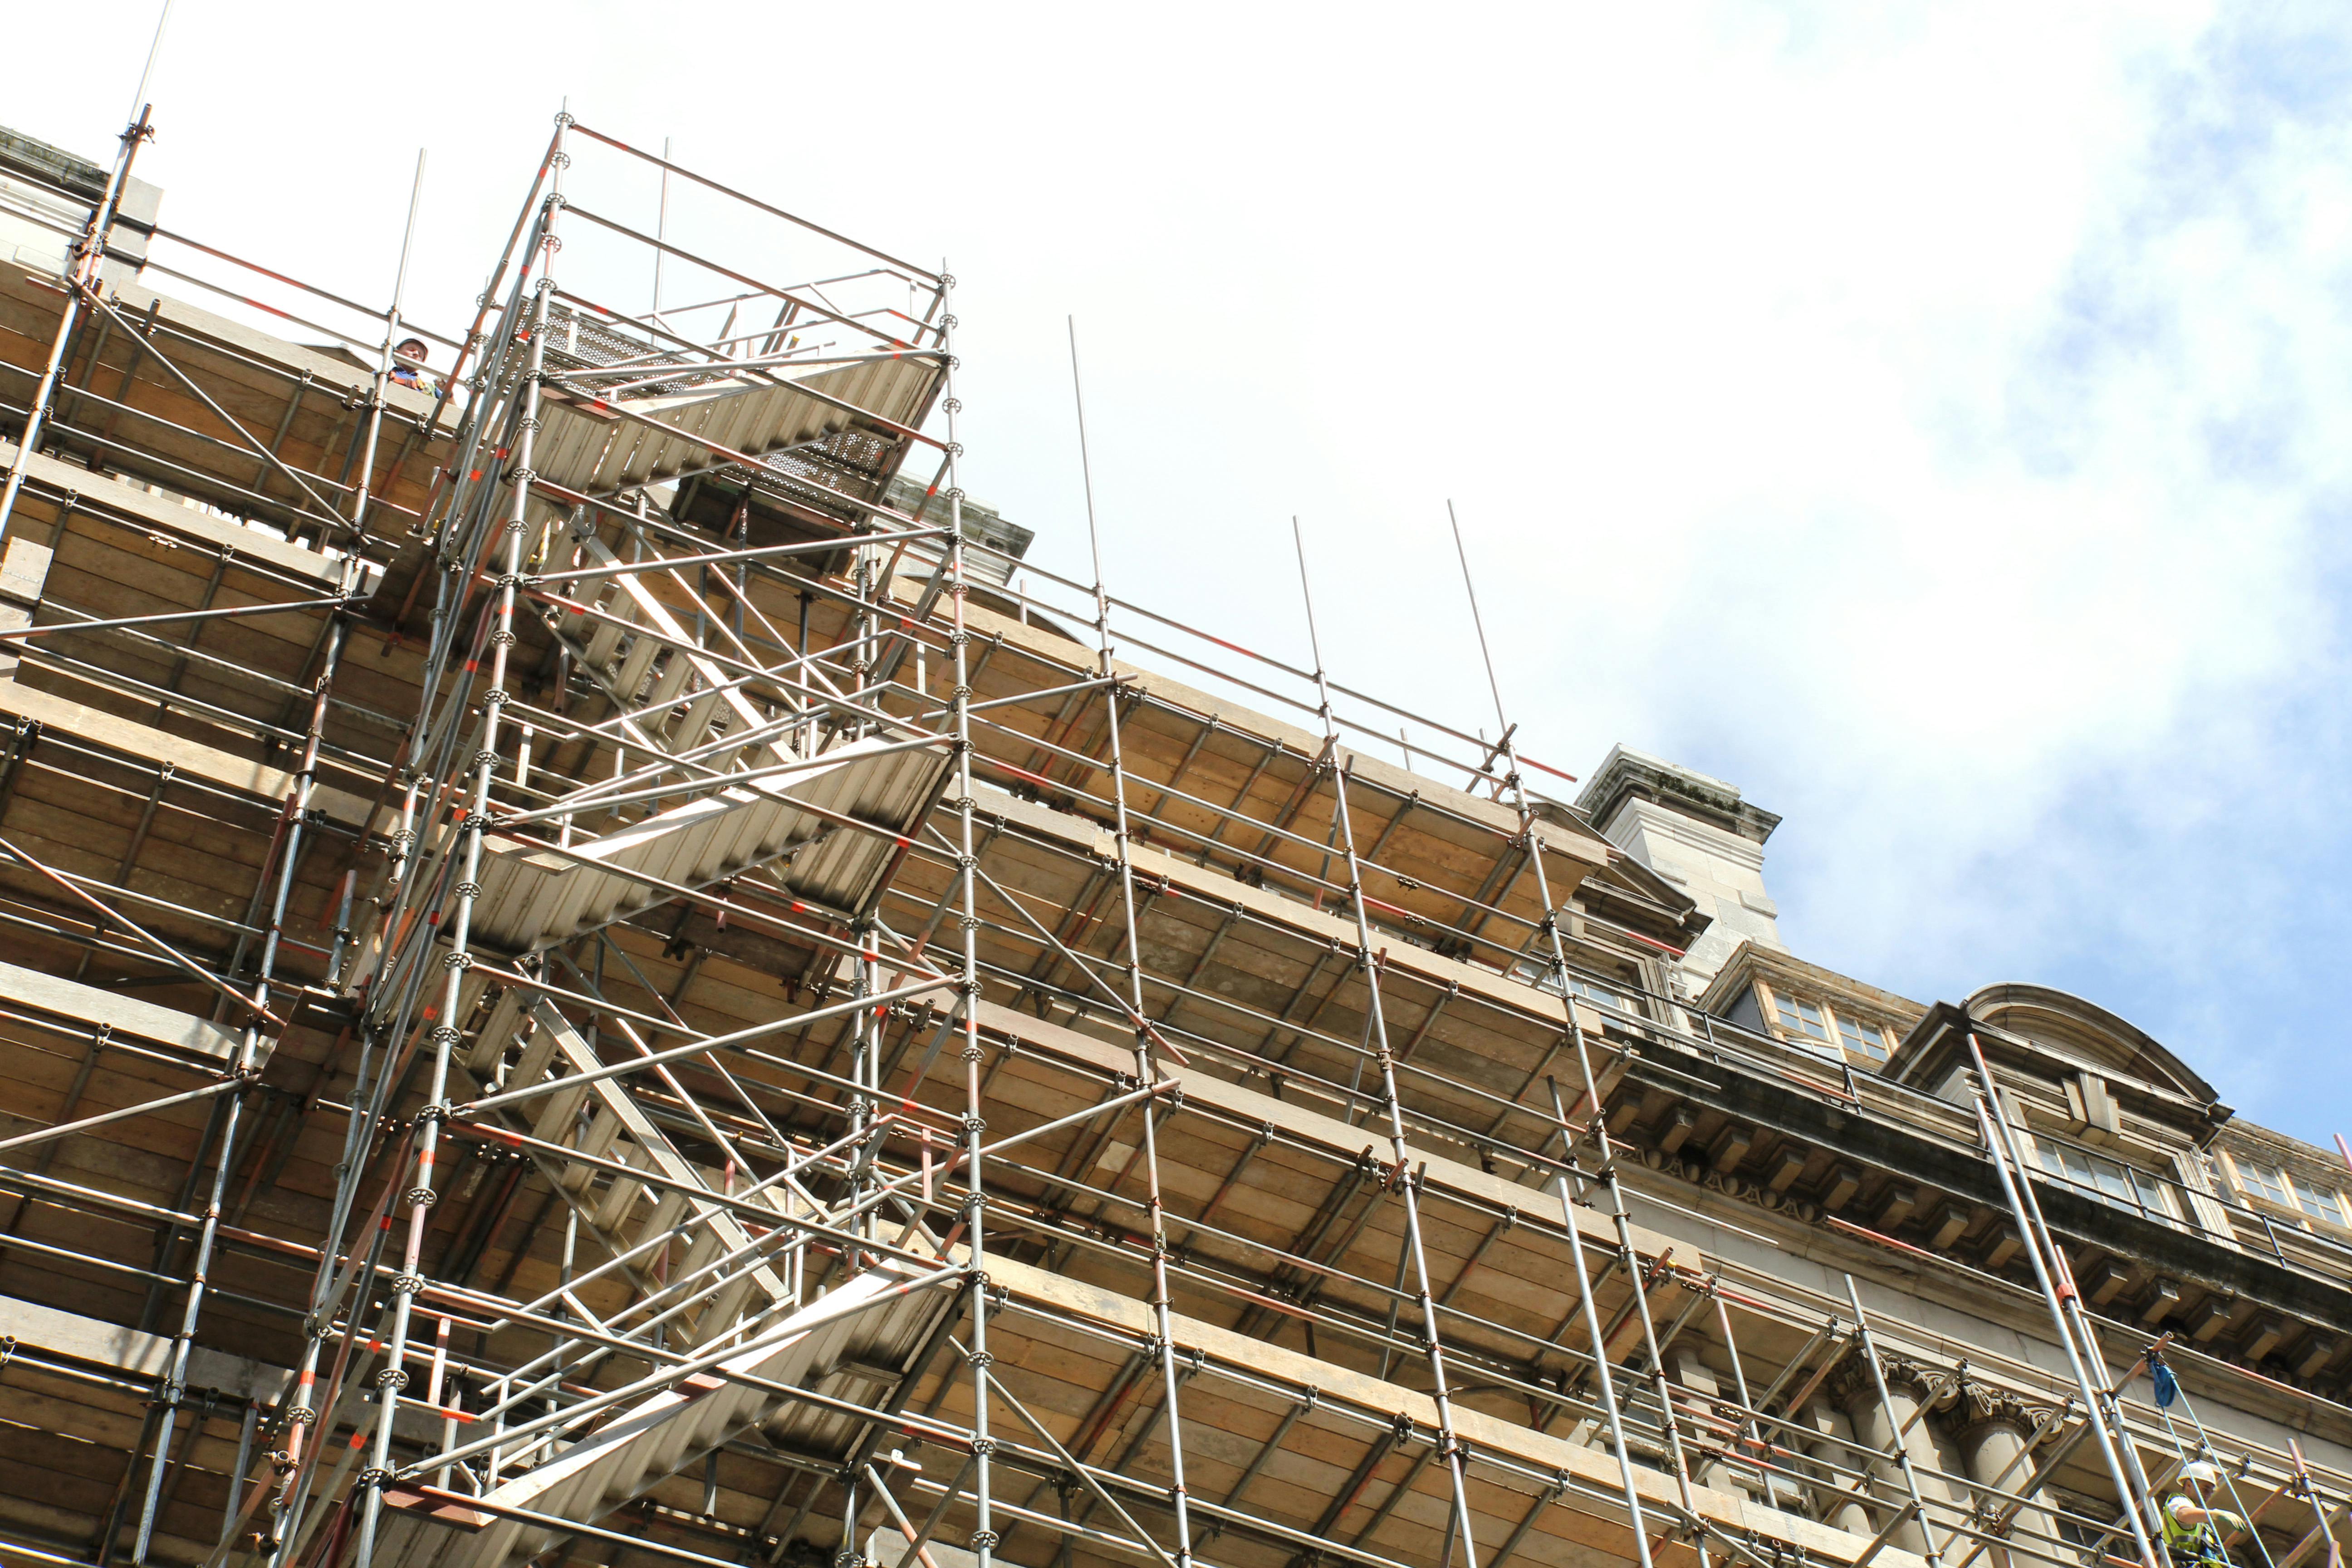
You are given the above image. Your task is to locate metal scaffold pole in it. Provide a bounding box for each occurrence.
[1068,318,1197,1568]
[1842,1274,1952,1568]
[345,150,427,544]
[940,263,998,1568]
[353,111,565,1568]
[1965,1034,2164,1568]
[1291,517,1483,1568]
[1542,1078,1658,1568]
[0,102,153,544]
[132,580,353,1567]
[1443,501,1711,1566]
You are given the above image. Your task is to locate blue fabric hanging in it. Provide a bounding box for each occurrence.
[2153,1359,2180,1409]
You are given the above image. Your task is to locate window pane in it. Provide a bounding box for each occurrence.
[2040,1143,2169,1220]
[2294,1177,2345,1227]
[2236,1161,2291,1207]
[1512,961,1633,1020]
[1775,995,1829,1042]
[1837,1014,1890,1062]
[1572,977,1622,1011]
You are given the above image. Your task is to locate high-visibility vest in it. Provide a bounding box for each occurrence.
[2162,1497,2219,1554]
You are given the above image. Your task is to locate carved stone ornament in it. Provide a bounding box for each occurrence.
[1950,1378,2063,1444]
[1828,1348,1954,1413]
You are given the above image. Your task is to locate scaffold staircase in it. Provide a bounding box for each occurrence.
[468,727,948,953]
[367,982,953,1568]
[448,494,952,955]
[371,1265,946,1568]
[536,525,780,766]
[461,994,798,1344]
[530,302,941,502]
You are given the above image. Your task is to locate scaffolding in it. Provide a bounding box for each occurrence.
[0,93,2344,1568]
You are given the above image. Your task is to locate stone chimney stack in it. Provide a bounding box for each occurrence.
[1575,745,1784,985]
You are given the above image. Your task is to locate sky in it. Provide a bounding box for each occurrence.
[10,2,2351,1144]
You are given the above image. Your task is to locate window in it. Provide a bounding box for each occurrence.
[2054,1506,2122,1567]
[2293,1176,2347,1228]
[2037,1141,2170,1221]
[2227,1156,2350,1230]
[1566,975,1626,1015]
[2233,1159,2292,1210]
[1837,1013,1891,1063]
[1514,961,1632,1018]
[1772,993,1830,1045]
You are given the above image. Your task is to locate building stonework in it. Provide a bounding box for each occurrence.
[1576,745,1787,984]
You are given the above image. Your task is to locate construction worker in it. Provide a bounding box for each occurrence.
[389,335,438,395]
[2161,1460,2247,1568]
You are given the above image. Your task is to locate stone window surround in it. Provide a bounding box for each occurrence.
[1990,1074,2203,1231]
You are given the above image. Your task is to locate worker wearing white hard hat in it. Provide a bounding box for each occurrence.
[2161,1461,2247,1567]
[389,337,440,397]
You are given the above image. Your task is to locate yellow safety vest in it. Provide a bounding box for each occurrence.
[2162,1497,2219,1555]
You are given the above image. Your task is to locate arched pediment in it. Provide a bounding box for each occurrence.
[1963,983,2215,1107]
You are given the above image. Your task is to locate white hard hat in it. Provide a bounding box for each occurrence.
[2180,1461,2221,1487]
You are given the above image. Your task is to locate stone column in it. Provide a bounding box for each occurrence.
[1834,1352,1959,1556]
[1954,1383,2061,1568]
[1798,1396,1874,1537]
[1665,1343,1738,1495]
